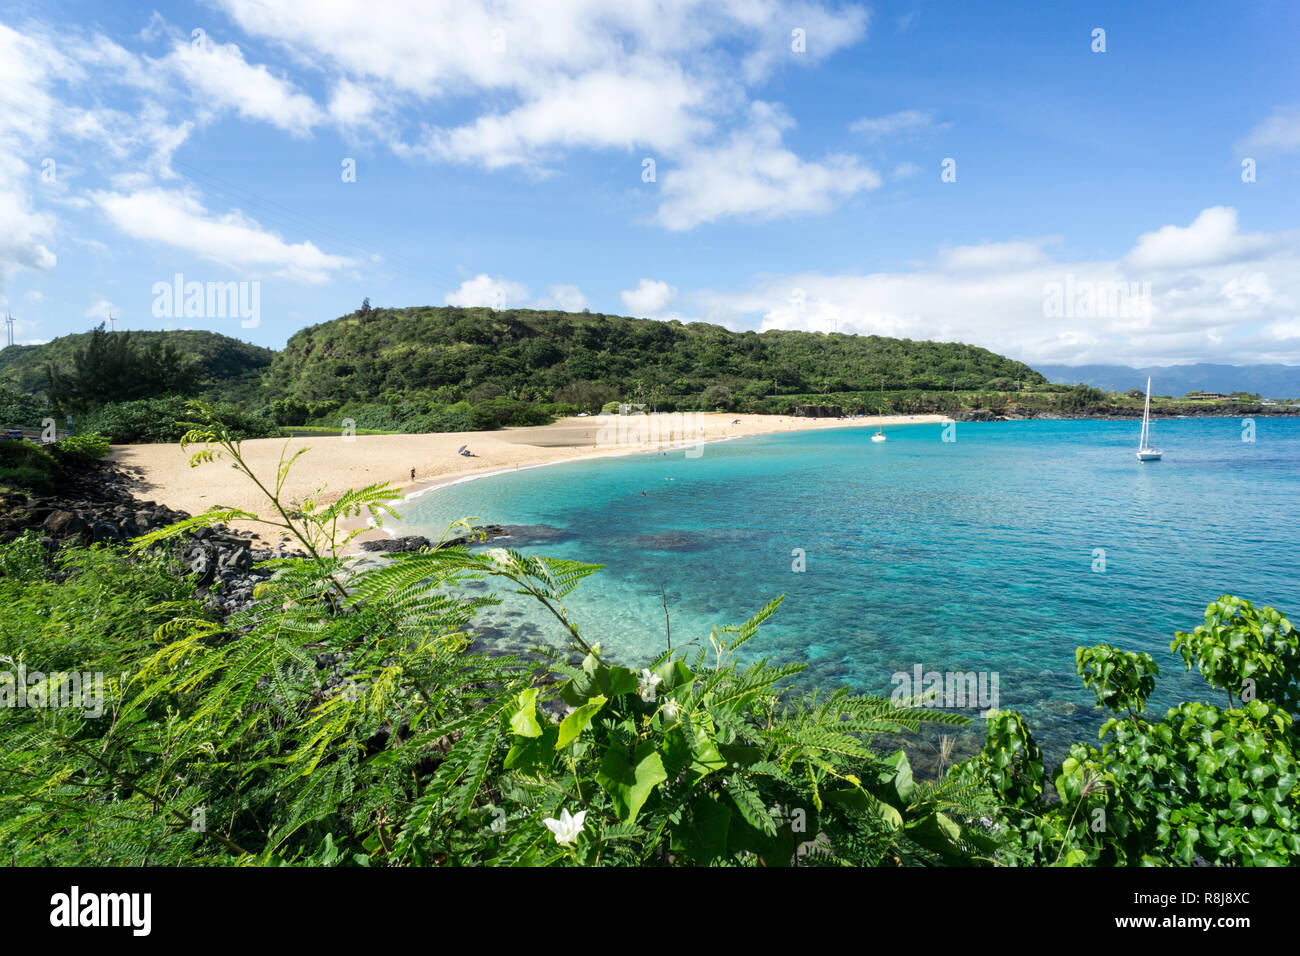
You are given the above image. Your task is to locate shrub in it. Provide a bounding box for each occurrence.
[79,396,283,443]
[953,596,1300,865]
[0,438,59,491]
[47,432,111,470]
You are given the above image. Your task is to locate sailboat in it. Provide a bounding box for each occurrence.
[871,377,887,440]
[1137,376,1161,461]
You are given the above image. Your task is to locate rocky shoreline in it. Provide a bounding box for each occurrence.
[0,460,522,617]
[0,460,301,617]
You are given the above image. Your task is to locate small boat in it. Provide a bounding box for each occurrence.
[1137,376,1161,461]
[871,430,887,443]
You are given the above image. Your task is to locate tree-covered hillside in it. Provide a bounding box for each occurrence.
[0,329,275,406]
[1,307,1052,436]
[270,305,1046,412]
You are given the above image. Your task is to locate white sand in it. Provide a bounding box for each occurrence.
[112,412,947,549]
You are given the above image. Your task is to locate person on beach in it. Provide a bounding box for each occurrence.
[410,468,416,482]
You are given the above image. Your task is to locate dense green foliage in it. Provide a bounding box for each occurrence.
[954,599,1300,865]
[44,325,202,414]
[0,431,111,491]
[0,385,46,431]
[0,439,60,491]
[76,396,283,444]
[267,306,1046,417]
[2,403,1294,867]
[1,328,274,408]
[45,432,111,470]
[0,405,997,866]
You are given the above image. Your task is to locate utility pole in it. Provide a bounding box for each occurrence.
[4,312,13,347]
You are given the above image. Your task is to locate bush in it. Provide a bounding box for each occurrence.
[467,397,551,430]
[0,439,59,491]
[954,595,1300,865]
[0,385,48,431]
[79,397,283,443]
[47,432,110,470]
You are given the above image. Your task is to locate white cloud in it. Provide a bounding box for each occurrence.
[939,240,1052,272]
[444,274,530,309]
[620,279,676,316]
[425,63,712,169]
[1238,106,1300,156]
[850,109,948,140]
[84,296,117,320]
[90,187,353,282]
[216,0,865,98]
[215,0,876,227]
[164,38,323,135]
[1125,206,1273,271]
[654,103,881,230]
[693,207,1300,365]
[536,284,588,311]
[0,184,57,280]
[0,26,63,286]
[328,79,381,127]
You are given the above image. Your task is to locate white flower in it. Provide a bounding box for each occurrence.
[637,668,663,702]
[486,547,511,565]
[661,698,680,721]
[543,808,587,846]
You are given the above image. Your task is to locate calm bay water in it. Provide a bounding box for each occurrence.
[390,417,1300,763]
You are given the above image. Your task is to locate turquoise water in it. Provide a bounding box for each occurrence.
[390,417,1300,766]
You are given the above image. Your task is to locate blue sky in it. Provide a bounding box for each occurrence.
[1,0,1298,366]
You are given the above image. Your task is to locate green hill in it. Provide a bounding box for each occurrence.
[0,329,275,406]
[270,305,1046,413]
[1,308,1051,435]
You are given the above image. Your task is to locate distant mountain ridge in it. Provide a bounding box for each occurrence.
[1036,363,1300,398]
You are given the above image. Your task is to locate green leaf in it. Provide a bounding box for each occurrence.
[508,687,542,738]
[825,785,904,830]
[606,667,640,697]
[880,748,915,804]
[561,652,609,705]
[671,796,732,864]
[904,812,965,860]
[596,742,668,824]
[504,724,559,774]
[557,694,606,749]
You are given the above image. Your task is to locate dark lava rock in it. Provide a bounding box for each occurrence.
[91,520,123,544]
[359,534,431,553]
[42,510,89,539]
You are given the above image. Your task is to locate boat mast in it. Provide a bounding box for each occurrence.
[1141,376,1152,448]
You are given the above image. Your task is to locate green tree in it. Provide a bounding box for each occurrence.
[45,325,202,413]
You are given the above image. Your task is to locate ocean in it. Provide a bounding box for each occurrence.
[388,417,1300,767]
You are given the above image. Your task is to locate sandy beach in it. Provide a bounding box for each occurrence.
[112,412,948,548]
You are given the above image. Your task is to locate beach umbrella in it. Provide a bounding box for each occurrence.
[458,445,468,454]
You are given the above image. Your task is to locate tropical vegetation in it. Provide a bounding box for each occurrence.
[0,404,1294,866]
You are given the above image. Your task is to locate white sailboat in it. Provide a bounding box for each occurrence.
[871,378,887,441]
[1137,376,1161,461]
